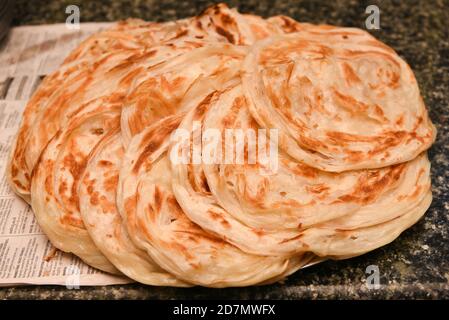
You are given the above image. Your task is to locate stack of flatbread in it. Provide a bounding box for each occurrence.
[7,3,436,287]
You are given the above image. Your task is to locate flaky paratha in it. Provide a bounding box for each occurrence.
[7,3,436,286]
[117,115,308,287]
[31,97,121,273]
[79,131,190,285]
[299,190,432,258]
[120,43,247,144]
[8,3,295,279]
[7,57,97,203]
[8,48,146,203]
[7,3,278,202]
[7,18,183,203]
[171,85,432,257]
[242,26,436,172]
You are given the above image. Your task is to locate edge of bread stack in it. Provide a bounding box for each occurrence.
[7,3,436,287]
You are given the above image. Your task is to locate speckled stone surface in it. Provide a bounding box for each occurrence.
[1,0,448,299]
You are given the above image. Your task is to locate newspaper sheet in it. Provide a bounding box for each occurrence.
[0,23,132,286]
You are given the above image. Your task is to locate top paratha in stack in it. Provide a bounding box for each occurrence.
[170,84,432,257]
[242,26,436,172]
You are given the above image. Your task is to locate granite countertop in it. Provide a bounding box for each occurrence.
[1,0,448,299]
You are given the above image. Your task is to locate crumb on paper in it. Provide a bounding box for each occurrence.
[44,246,59,262]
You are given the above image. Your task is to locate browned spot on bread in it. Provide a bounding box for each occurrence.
[207,209,231,229]
[214,5,222,14]
[172,29,188,40]
[30,135,55,182]
[194,91,216,120]
[58,181,68,195]
[166,195,186,219]
[136,214,154,242]
[12,179,27,191]
[395,114,405,126]
[278,16,302,33]
[309,45,333,59]
[62,153,87,211]
[11,164,18,178]
[305,183,330,194]
[89,190,99,205]
[265,79,289,111]
[220,13,234,26]
[103,174,118,193]
[200,172,211,194]
[97,194,116,214]
[222,96,244,127]
[220,220,231,228]
[276,198,303,208]
[188,235,200,243]
[98,160,113,167]
[215,26,235,44]
[133,116,181,173]
[186,164,197,191]
[336,164,406,205]
[189,262,201,269]
[109,50,157,73]
[119,66,144,87]
[124,196,136,215]
[154,185,164,213]
[85,179,118,213]
[252,228,265,237]
[373,104,388,123]
[409,185,423,199]
[183,40,205,49]
[366,131,408,156]
[333,89,369,115]
[133,140,162,173]
[342,62,361,85]
[345,150,365,162]
[60,213,84,229]
[170,241,195,261]
[91,128,104,135]
[44,167,54,196]
[287,161,319,179]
